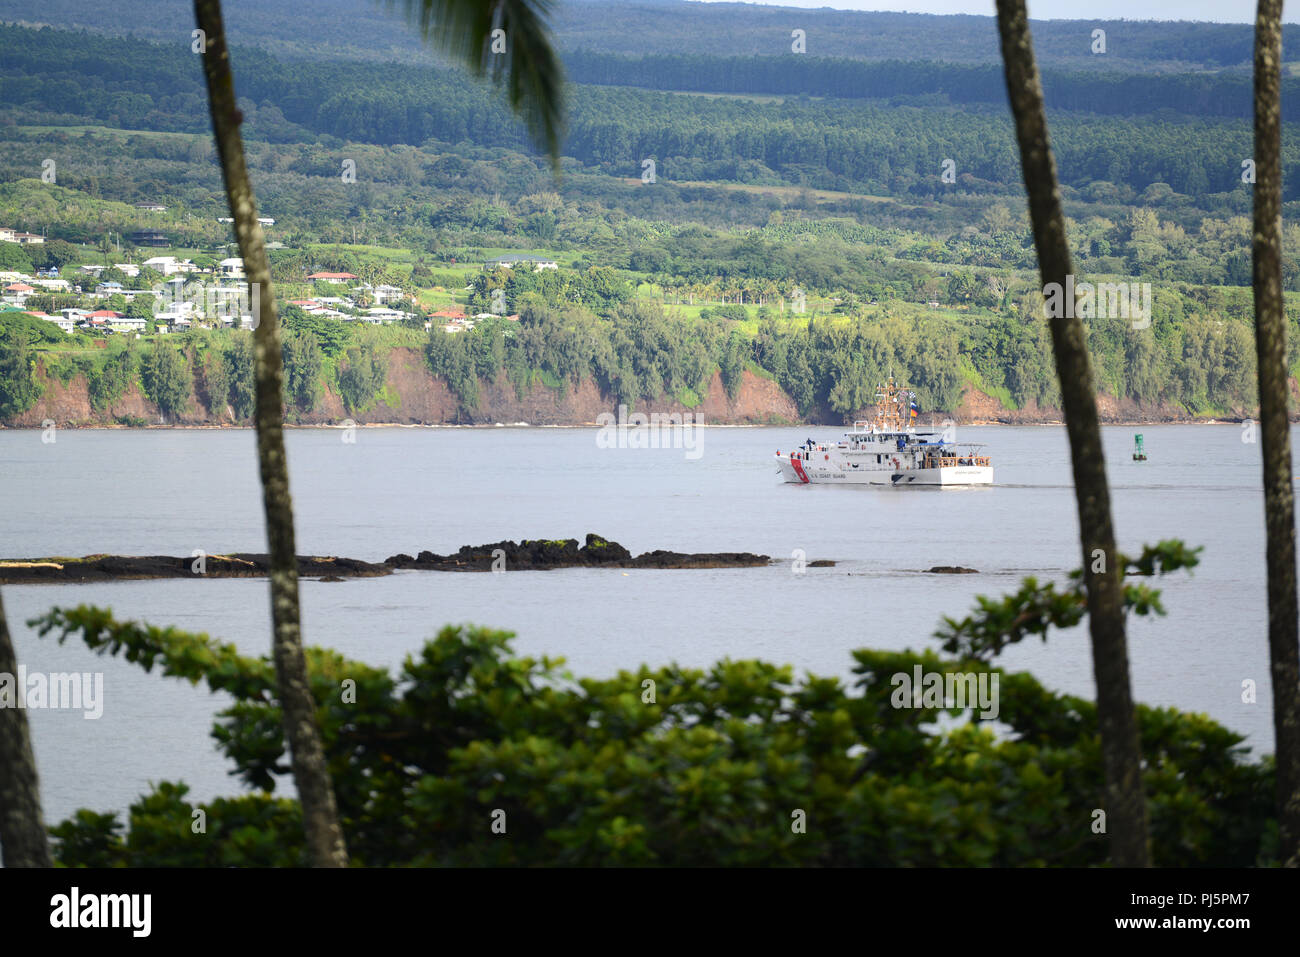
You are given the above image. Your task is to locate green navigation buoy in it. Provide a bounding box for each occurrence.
[1133,434,1147,461]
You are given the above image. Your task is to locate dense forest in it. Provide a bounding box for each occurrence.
[3,26,1298,202]
[2,0,1291,71]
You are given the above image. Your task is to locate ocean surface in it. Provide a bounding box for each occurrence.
[0,422,1286,826]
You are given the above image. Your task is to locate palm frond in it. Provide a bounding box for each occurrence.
[389,0,565,167]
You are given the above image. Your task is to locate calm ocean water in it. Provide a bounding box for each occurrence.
[0,423,1287,825]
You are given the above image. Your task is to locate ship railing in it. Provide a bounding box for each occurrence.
[923,454,992,468]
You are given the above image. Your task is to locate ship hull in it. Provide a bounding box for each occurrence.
[777,457,992,487]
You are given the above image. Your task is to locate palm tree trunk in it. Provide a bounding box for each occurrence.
[0,589,52,867]
[1252,0,1300,867]
[194,0,347,868]
[995,0,1150,867]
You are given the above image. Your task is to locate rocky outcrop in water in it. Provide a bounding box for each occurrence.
[386,533,770,571]
[0,535,773,584]
[0,553,391,584]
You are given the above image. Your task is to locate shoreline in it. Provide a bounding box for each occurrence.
[0,418,1258,431]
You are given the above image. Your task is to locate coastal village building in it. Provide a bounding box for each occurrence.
[142,256,200,276]
[36,312,75,333]
[81,309,122,331]
[4,282,34,303]
[0,228,43,244]
[107,314,147,333]
[128,230,168,247]
[484,255,557,271]
[307,271,359,283]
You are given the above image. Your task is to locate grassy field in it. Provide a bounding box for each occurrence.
[615,178,894,205]
[304,243,414,262]
[16,124,204,143]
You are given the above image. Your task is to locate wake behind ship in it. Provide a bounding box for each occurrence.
[776,377,993,487]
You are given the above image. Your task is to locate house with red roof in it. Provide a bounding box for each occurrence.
[4,281,35,305]
[307,272,359,283]
[82,309,124,330]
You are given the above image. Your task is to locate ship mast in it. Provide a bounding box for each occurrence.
[870,372,916,433]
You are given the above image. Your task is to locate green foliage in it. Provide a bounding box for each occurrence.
[2,22,1285,204]
[282,305,352,359]
[29,238,80,270]
[719,331,747,400]
[0,326,41,417]
[426,327,485,411]
[197,340,230,416]
[282,330,324,413]
[336,341,388,413]
[49,810,125,867]
[1,311,66,346]
[28,600,1274,867]
[50,784,306,867]
[223,333,255,420]
[0,240,34,273]
[87,344,137,412]
[126,296,155,320]
[141,342,192,417]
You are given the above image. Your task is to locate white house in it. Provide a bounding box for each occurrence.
[157,300,196,318]
[142,256,197,276]
[107,315,147,333]
[485,255,557,271]
[37,313,75,334]
[362,307,406,324]
[217,257,245,279]
[0,228,15,242]
[31,278,69,292]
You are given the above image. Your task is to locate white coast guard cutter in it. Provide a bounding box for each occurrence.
[775,377,993,487]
